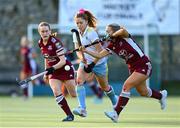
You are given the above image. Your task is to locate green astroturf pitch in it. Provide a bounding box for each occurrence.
[0,96,179,128]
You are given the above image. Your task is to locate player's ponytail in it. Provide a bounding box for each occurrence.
[74,8,97,28]
[51,32,58,37]
[85,10,97,28]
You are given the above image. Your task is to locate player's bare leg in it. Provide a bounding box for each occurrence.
[95,75,117,106]
[63,79,76,97]
[104,72,147,122]
[49,79,74,121]
[136,81,167,110]
[105,72,167,122]
[73,67,87,117]
[61,84,68,96]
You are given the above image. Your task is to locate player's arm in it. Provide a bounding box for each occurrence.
[112,27,129,38]
[75,42,84,61]
[82,44,107,73]
[53,56,66,70]
[52,44,66,70]
[93,39,103,63]
[83,48,109,59]
[45,49,66,76]
[88,30,104,64]
[45,42,66,75]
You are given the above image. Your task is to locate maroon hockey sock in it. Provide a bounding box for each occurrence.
[151,89,162,100]
[114,96,129,115]
[56,94,72,115]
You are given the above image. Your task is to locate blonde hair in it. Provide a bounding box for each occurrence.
[38,22,51,30]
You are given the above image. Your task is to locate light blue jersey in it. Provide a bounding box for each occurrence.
[73,27,107,65]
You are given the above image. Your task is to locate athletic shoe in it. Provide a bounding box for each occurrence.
[73,107,87,117]
[62,114,74,122]
[159,90,168,110]
[104,111,118,123]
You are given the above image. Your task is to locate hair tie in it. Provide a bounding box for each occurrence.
[78,8,86,14]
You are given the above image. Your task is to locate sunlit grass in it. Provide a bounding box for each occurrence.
[0,96,179,128]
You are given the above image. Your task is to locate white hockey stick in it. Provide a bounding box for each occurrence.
[16,71,47,88]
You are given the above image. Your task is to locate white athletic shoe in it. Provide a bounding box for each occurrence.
[104,111,118,123]
[73,107,87,117]
[159,90,168,110]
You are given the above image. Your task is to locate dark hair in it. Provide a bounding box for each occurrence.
[38,22,51,30]
[107,23,120,32]
[74,9,97,28]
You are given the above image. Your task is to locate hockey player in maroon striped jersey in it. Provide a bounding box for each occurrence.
[80,23,168,123]
[38,22,76,122]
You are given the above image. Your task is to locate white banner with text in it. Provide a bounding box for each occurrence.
[59,0,179,35]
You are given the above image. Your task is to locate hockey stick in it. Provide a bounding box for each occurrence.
[16,71,47,88]
[44,41,100,59]
[43,34,111,59]
[71,29,87,64]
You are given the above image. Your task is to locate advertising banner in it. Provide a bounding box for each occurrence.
[59,0,179,35]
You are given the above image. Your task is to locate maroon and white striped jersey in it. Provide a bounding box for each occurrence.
[106,35,150,69]
[38,36,65,67]
[38,36,74,80]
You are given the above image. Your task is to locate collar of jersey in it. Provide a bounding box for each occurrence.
[80,26,89,37]
[41,36,51,46]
